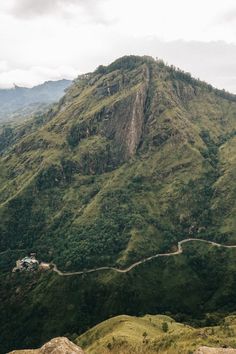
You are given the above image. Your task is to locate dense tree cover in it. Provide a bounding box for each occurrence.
[1,243,236,353]
[96,55,154,75]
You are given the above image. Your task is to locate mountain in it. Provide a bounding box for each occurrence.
[0,55,236,270]
[1,55,236,353]
[0,79,72,122]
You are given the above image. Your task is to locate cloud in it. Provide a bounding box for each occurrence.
[221,8,236,23]
[0,0,236,92]
[214,6,236,25]
[9,0,109,23]
[100,36,236,93]
[0,60,8,73]
[1,37,235,93]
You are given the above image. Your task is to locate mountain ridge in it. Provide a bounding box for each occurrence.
[0,79,72,122]
[76,314,236,354]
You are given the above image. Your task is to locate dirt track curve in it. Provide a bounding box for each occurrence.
[49,238,236,277]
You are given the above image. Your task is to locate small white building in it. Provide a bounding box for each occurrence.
[13,254,39,272]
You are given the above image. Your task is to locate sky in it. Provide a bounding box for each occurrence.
[0,0,235,92]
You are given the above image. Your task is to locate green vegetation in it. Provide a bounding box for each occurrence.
[2,242,236,353]
[77,314,236,354]
[162,321,169,332]
[0,55,236,353]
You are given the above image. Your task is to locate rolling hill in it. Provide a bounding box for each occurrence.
[9,314,236,354]
[77,314,236,354]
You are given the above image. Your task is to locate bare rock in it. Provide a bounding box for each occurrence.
[8,337,84,354]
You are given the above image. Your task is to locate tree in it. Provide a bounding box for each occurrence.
[142,331,148,343]
[162,322,169,333]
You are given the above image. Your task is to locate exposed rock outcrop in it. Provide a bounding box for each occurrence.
[8,337,84,354]
[195,347,236,354]
[103,80,148,160]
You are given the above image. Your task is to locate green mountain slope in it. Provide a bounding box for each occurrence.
[1,55,236,353]
[0,55,236,271]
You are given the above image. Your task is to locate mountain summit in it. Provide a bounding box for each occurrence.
[0,55,236,270]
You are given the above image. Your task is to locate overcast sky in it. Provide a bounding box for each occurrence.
[0,0,235,92]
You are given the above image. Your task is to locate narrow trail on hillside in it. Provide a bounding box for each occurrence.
[49,238,236,277]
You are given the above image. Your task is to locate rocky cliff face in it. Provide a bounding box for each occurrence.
[8,337,84,354]
[103,79,148,160]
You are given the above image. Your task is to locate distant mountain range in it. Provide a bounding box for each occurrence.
[0,79,72,122]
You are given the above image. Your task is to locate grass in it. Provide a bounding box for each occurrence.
[77,314,236,354]
[213,136,236,237]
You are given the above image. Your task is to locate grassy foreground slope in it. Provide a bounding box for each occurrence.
[6,315,236,354]
[77,314,236,354]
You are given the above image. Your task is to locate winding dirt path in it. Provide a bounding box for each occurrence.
[48,238,236,277]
